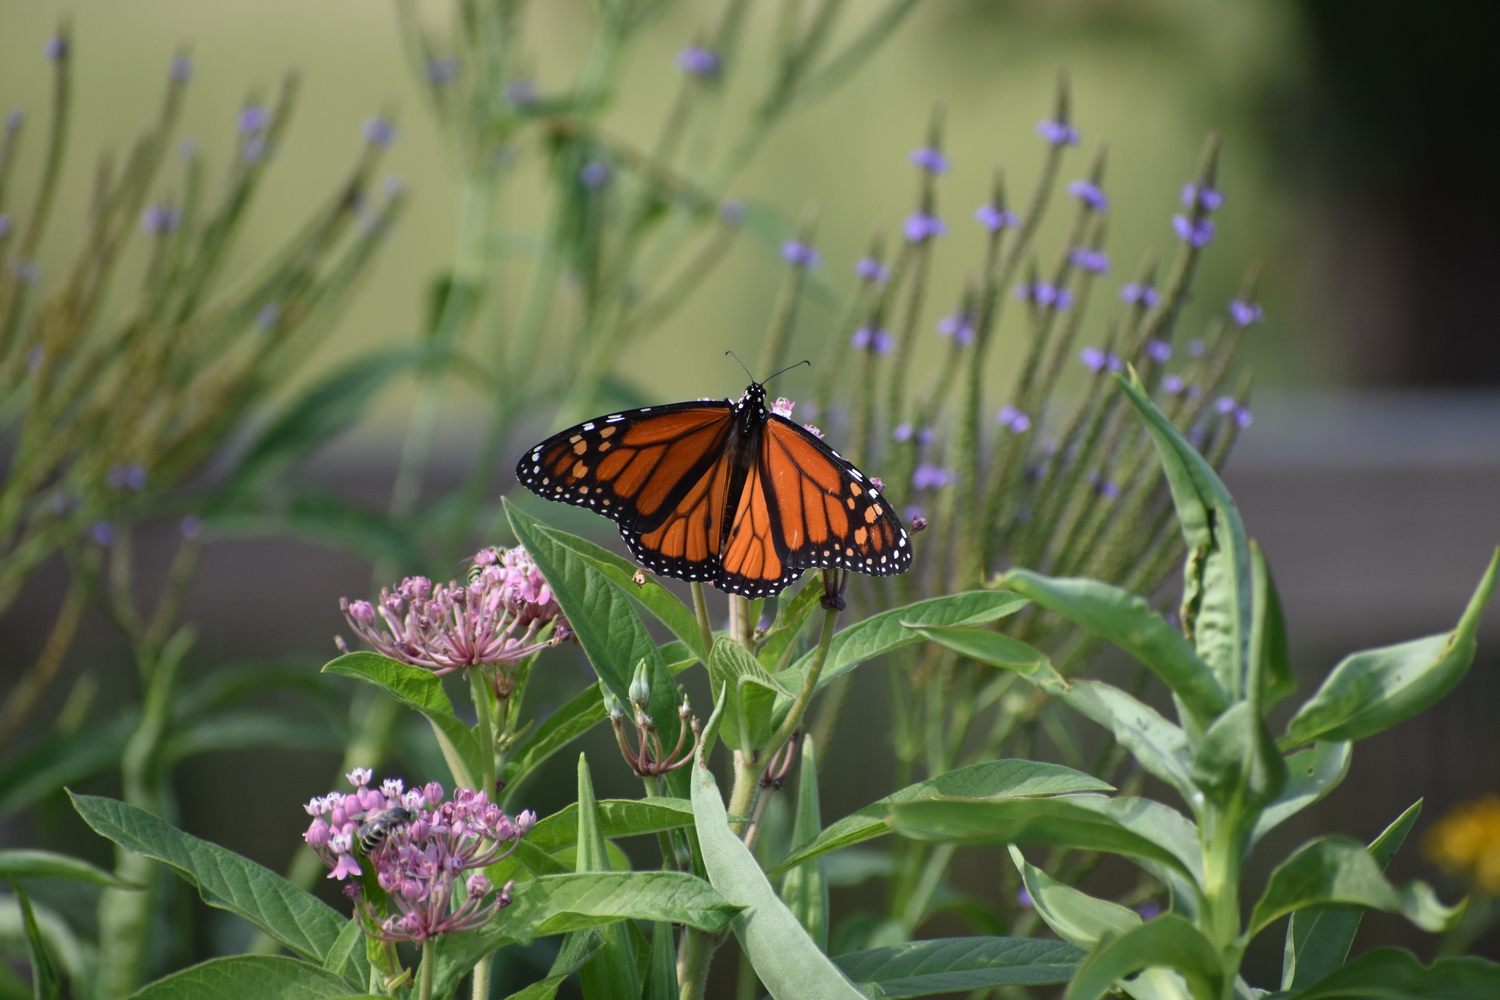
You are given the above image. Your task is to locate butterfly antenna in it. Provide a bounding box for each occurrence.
[725,350,755,382]
[761,359,811,386]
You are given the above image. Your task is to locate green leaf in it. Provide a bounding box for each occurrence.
[1253,742,1352,844]
[125,955,382,1000]
[783,591,1030,692]
[835,937,1082,998]
[690,747,870,999]
[1283,550,1499,748]
[10,881,60,1000]
[481,872,739,944]
[890,794,1202,885]
[1251,541,1296,710]
[1283,947,1500,1000]
[998,571,1227,724]
[523,520,706,665]
[906,626,1045,674]
[0,715,133,818]
[572,754,640,1000]
[771,760,1111,876]
[68,793,363,981]
[1250,832,1460,940]
[524,798,696,856]
[1189,701,1287,823]
[759,580,825,670]
[1064,914,1224,1000]
[1007,846,1140,951]
[710,638,792,754]
[507,501,666,705]
[781,736,829,950]
[501,682,607,794]
[322,653,481,789]
[0,849,141,888]
[643,921,678,1000]
[320,919,363,979]
[1116,369,1253,704]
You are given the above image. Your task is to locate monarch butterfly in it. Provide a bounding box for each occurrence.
[515,373,912,597]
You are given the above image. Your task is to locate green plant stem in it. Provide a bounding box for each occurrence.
[469,953,490,1000]
[691,581,714,663]
[766,605,837,765]
[418,938,434,1000]
[677,926,722,1000]
[470,668,497,794]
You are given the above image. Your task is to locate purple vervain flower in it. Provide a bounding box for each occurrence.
[1087,471,1120,499]
[1067,180,1108,212]
[1119,283,1160,308]
[338,545,568,675]
[1079,347,1106,372]
[936,311,974,346]
[237,105,268,135]
[997,406,1031,434]
[975,204,1019,232]
[851,326,893,353]
[579,161,611,188]
[1137,901,1162,921]
[781,240,821,268]
[1161,375,1185,395]
[915,426,935,446]
[912,464,950,490]
[1235,406,1253,428]
[91,521,114,546]
[855,257,890,283]
[771,397,795,419]
[1070,248,1109,274]
[140,204,181,235]
[1017,888,1034,908]
[304,770,534,943]
[1229,299,1263,327]
[1145,340,1172,363]
[676,46,720,79]
[1180,183,1224,212]
[909,146,949,174]
[903,212,947,243]
[892,423,913,443]
[427,58,460,86]
[181,514,201,540]
[363,116,398,148]
[1035,119,1079,146]
[107,463,148,492]
[1215,395,1238,415]
[1172,214,1214,248]
[43,37,67,61]
[1015,281,1072,311]
[169,55,192,84]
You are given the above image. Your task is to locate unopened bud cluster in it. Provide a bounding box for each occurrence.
[606,660,701,777]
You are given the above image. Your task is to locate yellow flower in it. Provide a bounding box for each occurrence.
[1422,795,1500,894]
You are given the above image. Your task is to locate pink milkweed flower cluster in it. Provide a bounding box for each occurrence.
[338,545,570,675]
[303,769,536,943]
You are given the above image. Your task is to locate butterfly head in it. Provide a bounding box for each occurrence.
[734,381,768,418]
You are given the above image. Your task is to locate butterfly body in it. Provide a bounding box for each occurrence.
[517,381,912,597]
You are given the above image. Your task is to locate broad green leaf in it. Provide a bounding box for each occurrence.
[690,745,870,999]
[710,638,791,754]
[488,872,739,943]
[1065,914,1223,1000]
[1283,550,1498,748]
[1253,742,1352,844]
[835,936,1082,998]
[320,919,363,979]
[759,579,824,670]
[0,849,140,888]
[999,571,1226,724]
[525,798,696,856]
[1008,846,1140,951]
[1283,947,1500,1000]
[781,736,829,950]
[0,714,133,818]
[322,653,481,789]
[68,793,361,980]
[10,882,59,1000]
[508,501,666,706]
[0,893,89,989]
[906,626,1044,674]
[1250,541,1296,710]
[1249,833,1461,940]
[501,682,607,795]
[573,755,640,1000]
[161,711,346,762]
[1116,370,1252,704]
[1189,702,1287,824]
[771,760,1111,876]
[644,921,677,1000]
[525,520,706,665]
[126,955,382,1000]
[783,591,1030,692]
[890,794,1202,885]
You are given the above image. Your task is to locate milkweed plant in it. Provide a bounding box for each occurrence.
[4,3,1500,1000]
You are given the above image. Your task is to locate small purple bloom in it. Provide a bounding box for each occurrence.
[1087,471,1120,499]
[903,212,947,243]
[1015,281,1072,311]
[91,521,114,546]
[504,79,538,106]
[936,312,974,346]
[1235,406,1253,428]
[363,116,398,148]
[975,204,1019,232]
[855,257,890,283]
[238,105,269,135]
[1229,299,1263,327]
[169,55,193,83]
[107,463,148,492]
[1070,248,1109,274]
[1016,888,1034,908]
[718,201,745,226]
[908,146,949,174]
[181,514,201,540]
[1172,214,1215,247]
[892,424,913,443]
[851,326,893,353]
[5,110,22,131]
[427,58,460,86]
[255,302,281,331]
[1119,283,1161,308]
[781,240,821,268]
[1215,395,1238,414]
[1180,183,1224,212]
[912,463,950,490]
[904,505,923,524]
[1137,901,1162,921]
[915,426,935,446]
[1145,340,1172,363]
[1079,347,1107,372]
[676,46,720,79]
[1188,339,1205,357]
[579,161,611,188]
[43,37,67,61]
[141,204,181,235]
[1067,180,1108,212]
[998,406,1031,434]
[1161,375,1185,395]
[1035,120,1079,146]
